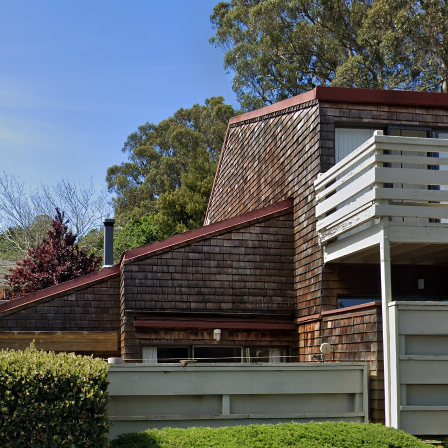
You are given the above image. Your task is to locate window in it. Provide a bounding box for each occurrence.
[193,346,241,363]
[0,287,11,301]
[141,346,288,363]
[142,346,157,363]
[142,346,189,363]
[157,347,189,363]
[335,128,376,163]
[243,347,287,363]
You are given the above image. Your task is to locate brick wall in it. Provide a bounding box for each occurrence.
[120,211,295,361]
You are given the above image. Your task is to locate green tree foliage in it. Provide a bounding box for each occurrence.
[154,149,217,237]
[210,0,448,111]
[5,209,102,299]
[114,213,159,261]
[107,97,235,241]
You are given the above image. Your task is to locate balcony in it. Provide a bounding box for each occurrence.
[315,132,448,264]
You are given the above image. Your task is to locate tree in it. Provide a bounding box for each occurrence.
[154,150,217,238]
[0,173,111,273]
[5,209,102,299]
[210,0,448,111]
[113,213,159,262]
[106,97,235,238]
[358,0,448,92]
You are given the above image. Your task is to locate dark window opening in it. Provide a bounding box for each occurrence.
[193,346,241,363]
[142,345,289,363]
[157,347,189,363]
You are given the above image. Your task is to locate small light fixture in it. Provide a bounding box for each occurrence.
[320,343,333,355]
[417,278,425,290]
[213,329,221,342]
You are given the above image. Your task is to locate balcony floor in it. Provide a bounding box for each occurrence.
[323,222,448,265]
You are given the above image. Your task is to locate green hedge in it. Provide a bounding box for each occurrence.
[111,422,429,448]
[0,346,109,448]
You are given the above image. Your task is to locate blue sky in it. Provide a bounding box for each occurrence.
[0,1,238,193]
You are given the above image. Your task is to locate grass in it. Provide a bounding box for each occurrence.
[110,422,433,448]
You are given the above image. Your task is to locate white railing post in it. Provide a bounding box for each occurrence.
[380,218,393,427]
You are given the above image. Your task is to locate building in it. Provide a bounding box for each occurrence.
[2,86,448,425]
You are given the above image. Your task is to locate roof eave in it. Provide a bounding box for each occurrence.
[229,86,448,125]
[123,198,294,264]
[0,266,120,314]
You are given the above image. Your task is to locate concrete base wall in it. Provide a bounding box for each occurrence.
[108,362,369,439]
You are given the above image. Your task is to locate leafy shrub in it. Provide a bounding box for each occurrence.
[0,346,109,448]
[111,422,429,448]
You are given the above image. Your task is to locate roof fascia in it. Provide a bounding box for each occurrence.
[315,86,448,108]
[123,198,293,264]
[0,266,120,314]
[229,86,448,125]
[229,88,318,125]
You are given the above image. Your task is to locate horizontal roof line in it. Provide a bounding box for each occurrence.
[230,86,448,125]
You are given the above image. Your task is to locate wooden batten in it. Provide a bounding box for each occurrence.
[0,331,118,353]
